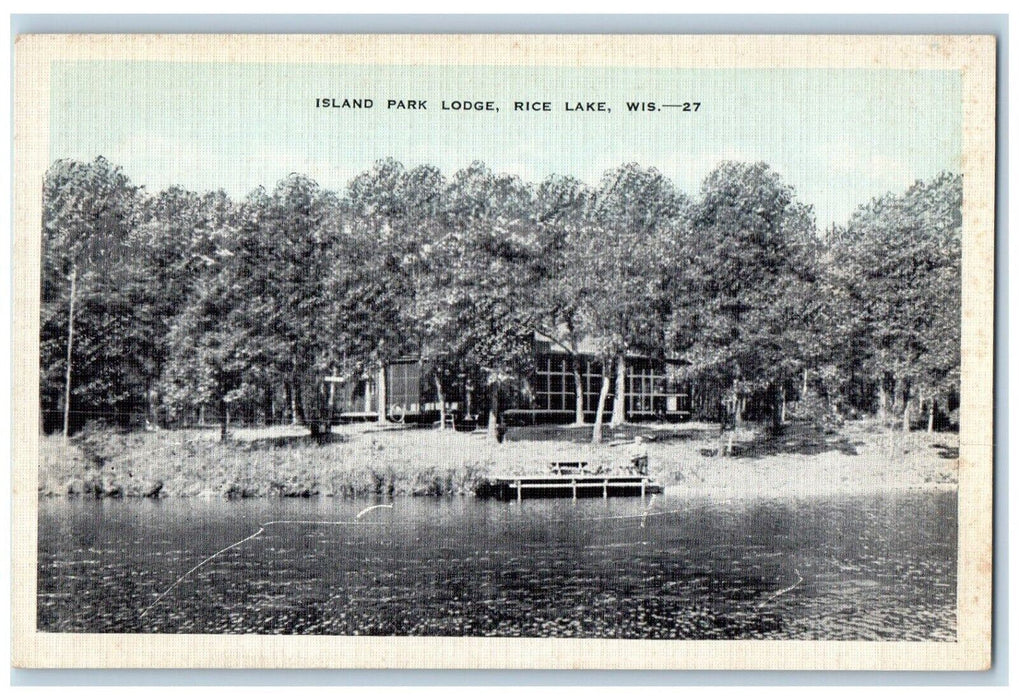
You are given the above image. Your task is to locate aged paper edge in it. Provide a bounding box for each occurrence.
[11,33,996,670]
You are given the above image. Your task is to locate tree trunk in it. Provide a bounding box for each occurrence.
[376,364,388,423]
[327,377,336,428]
[62,264,77,440]
[780,387,787,425]
[306,381,318,426]
[144,380,154,429]
[731,379,744,428]
[902,396,912,433]
[316,379,327,430]
[464,380,473,419]
[610,354,626,426]
[878,378,888,421]
[487,383,500,443]
[294,380,307,425]
[592,368,612,444]
[288,380,300,425]
[572,356,586,425]
[219,399,230,442]
[928,397,936,433]
[434,375,447,429]
[801,368,809,398]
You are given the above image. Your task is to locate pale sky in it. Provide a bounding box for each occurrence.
[50,61,961,228]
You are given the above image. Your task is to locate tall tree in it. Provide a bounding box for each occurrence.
[829,172,962,430]
[419,162,540,442]
[339,158,446,422]
[670,161,817,429]
[161,261,254,439]
[231,176,343,432]
[41,157,140,437]
[530,174,595,425]
[582,164,686,438]
[132,187,236,424]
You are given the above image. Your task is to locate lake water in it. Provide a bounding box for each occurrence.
[37,491,956,639]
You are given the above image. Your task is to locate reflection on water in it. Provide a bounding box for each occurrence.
[37,491,956,639]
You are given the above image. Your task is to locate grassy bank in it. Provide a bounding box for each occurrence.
[38,419,958,499]
[657,420,958,498]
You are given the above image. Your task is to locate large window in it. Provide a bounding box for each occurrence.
[535,356,571,412]
[534,355,610,414]
[581,359,606,412]
[626,364,666,415]
[532,354,688,418]
[387,362,422,414]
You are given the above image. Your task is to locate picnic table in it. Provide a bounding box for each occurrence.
[549,460,590,475]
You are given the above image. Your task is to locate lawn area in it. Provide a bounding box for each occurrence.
[38,418,958,499]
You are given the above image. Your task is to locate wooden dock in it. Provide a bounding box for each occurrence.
[475,474,662,500]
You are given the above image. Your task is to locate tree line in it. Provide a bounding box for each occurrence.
[40,156,962,442]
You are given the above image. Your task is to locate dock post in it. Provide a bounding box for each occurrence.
[516,479,522,503]
[603,479,608,499]
[571,479,577,500]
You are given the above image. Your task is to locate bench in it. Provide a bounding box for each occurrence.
[549,460,590,475]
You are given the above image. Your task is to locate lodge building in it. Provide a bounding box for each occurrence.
[332,334,691,426]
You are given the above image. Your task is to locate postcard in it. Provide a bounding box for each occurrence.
[12,33,995,669]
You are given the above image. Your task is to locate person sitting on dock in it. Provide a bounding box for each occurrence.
[629,436,649,475]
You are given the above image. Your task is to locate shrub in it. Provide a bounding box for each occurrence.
[71,421,126,468]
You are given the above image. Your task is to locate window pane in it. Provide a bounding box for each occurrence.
[534,372,549,394]
[563,373,576,396]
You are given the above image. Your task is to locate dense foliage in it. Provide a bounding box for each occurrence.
[40,157,962,440]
